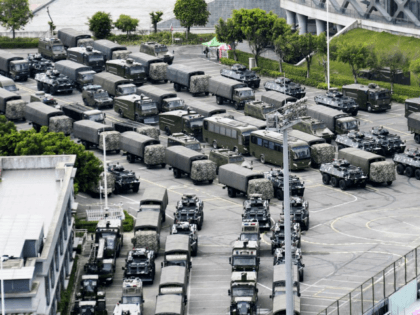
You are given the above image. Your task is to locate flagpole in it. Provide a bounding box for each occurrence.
[171,24,173,45]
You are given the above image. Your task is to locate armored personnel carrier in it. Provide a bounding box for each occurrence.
[242,194,271,231]
[280,196,310,231]
[72,275,107,315]
[35,69,73,95]
[26,53,54,78]
[270,221,301,254]
[320,159,367,190]
[264,77,306,99]
[113,278,144,315]
[140,41,174,64]
[239,220,260,250]
[363,126,406,156]
[82,84,114,109]
[314,88,359,116]
[336,131,382,154]
[393,148,420,179]
[174,193,204,230]
[220,64,261,88]
[107,163,140,193]
[171,221,198,256]
[273,245,305,281]
[264,169,305,200]
[123,248,155,284]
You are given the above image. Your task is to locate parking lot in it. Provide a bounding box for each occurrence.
[8,46,420,315]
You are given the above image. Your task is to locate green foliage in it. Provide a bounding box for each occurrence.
[297,33,318,78]
[88,11,112,39]
[107,31,214,46]
[150,11,163,34]
[378,48,410,92]
[0,115,16,135]
[0,36,38,48]
[173,0,210,39]
[75,211,134,233]
[114,14,139,36]
[272,19,296,73]
[409,58,420,86]
[0,0,33,39]
[220,57,238,67]
[122,211,134,232]
[215,18,243,61]
[57,255,79,314]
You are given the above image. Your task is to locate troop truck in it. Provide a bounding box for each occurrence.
[61,103,105,124]
[270,264,301,315]
[93,72,135,98]
[106,58,147,86]
[55,60,95,91]
[208,76,255,109]
[92,39,127,61]
[136,85,185,112]
[139,187,168,223]
[342,83,391,112]
[73,120,119,152]
[167,64,210,96]
[0,50,29,81]
[67,46,105,72]
[129,52,167,83]
[113,94,159,124]
[162,234,192,271]
[0,88,24,120]
[37,37,66,61]
[25,102,72,134]
[57,28,92,48]
[159,109,204,139]
[307,105,359,135]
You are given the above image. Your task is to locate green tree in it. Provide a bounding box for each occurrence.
[173,0,210,40]
[0,115,16,136]
[215,17,243,61]
[410,58,420,86]
[297,33,318,79]
[271,17,294,73]
[114,14,139,36]
[150,11,163,34]
[379,48,410,93]
[232,9,278,67]
[88,11,112,39]
[0,0,33,39]
[316,32,330,83]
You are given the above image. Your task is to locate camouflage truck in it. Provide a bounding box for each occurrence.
[220,63,260,88]
[338,147,396,185]
[263,169,305,200]
[55,60,95,91]
[136,85,185,112]
[139,187,169,223]
[292,116,335,143]
[270,265,301,315]
[26,53,54,78]
[57,28,92,48]
[171,222,198,257]
[82,85,113,109]
[140,42,174,64]
[229,240,260,272]
[159,109,204,139]
[37,37,66,61]
[393,148,420,180]
[113,120,160,140]
[320,159,367,190]
[407,112,420,144]
[314,88,359,116]
[166,146,216,185]
[261,90,297,108]
[132,210,161,254]
[0,50,29,81]
[120,131,165,167]
[167,64,210,96]
[307,105,359,135]
[209,148,245,174]
[208,76,254,110]
[114,94,159,124]
[61,103,105,124]
[0,88,25,121]
[167,133,202,152]
[93,72,135,98]
[162,235,192,271]
[73,120,120,152]
[106,58,147,86]
[25,102,72,134]
[186,100,226,117]
[264,77,306,99]
[244,100,278,120]
[235,115,266,130]
[129,52,168,83]
[67,46,105,72]
[92,39,127,61]
[155,295,186,315]
[228,272,259,315]
[342,83,391,112]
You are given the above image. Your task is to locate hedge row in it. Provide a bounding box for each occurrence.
[57,255,79,314]
[109,32,215,46]
[0,36,39,48]
[75,210,134,233]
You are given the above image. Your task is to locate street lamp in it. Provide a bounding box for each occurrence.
[1,255,9,315]
[102,128,109,213]
[327,0,330,89]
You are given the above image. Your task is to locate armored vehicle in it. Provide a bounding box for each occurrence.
[342,83,391,112]
[67,46,105,72]
[242,194,271,231]
[270,221,301,254]
[139,187,168,223]
[155,295,186,315]
[167,133,202,152]
[336,131,382,154]
[264,77,306,99]
[93,72,135,97]
[408,112,420,143]
[82,85,113,109]
[273,246,305,281]
[72,300,107,315]
[314,88,359,116]
[358,67,410,85]
[363,126,406,155]
[270,265,301,315]
[239,220,261,247]
[107,163,140,193]
[228,272,258,315]
[292,115,334,143]
[25,102,72,134]
[73,120,119,152]
[171,221,198,256]
[162,235,192,270]
[55,60,95,91]
[209,76,255,109]
[114,94,159,124]
[264,169,305,200]
[132,210,161,254]
[235,115,267,130]
[167,64,210,96]
[209,148,245,174]
[159,109,204,139]
[229,240,260,272]
[30,91,59,108]
[38,37,66,61]
[92,39,127,61]
[84,235,117,284]
[140,41,174,64]
[113,120,160,140]
[220,64,261,88]
[58,28,92,48]
[75,275,104,301]
[113,278,144,315]
[393,148,420,180]
[123,248,155,283]
[244,100,278,120]
[279,196,310,231]
[129,52,167,83]
[0,88,25,121]
[61,103,105,124]
[186,100,226,117]
[136,85,185,112]
[0,75,18,94]
[320,159,367,190]
[106,58,147,86]
[120,131,165,167]
[35,69,73,95]
[26,53,54,78]
[261,90,297,108]
[95,219,124,259]
[405,98,420,118]
[174,193,204,230]
[307,105,359,135]
[0,50,29,81]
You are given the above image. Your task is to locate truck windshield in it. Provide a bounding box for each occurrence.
[292,146,311,160]
[102,263,113,273]
[374,91,390,100]
[3,85,18,92]
[120,86,136,95]
[94,92,109,99]
[13,63,29,71]
[83,280,97,292]
[166,260,187,267]
[262,107,274,114]
[239,233,259,241]
[186,143,201,151]
[155,47,168,53]
[122,296,142,304]
[311,122,326,130]
[129,66,145,74]
[239,90,254,97]
[82,73,94,81]
[88,113,105,122]
[89,54,104,62]
[344,120,358,130]
[52,45,64,52]
[232,256,257,266]
[102,234,116,249]
[188,118,203,128]
[141,103,157,110]
[232,286,255,297]
[168,100,184,109]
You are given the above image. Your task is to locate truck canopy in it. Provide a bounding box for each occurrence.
[120,131,159,157]
[93,72,132,93]
[73,120,114,144]
[273,295,301,315]
[261,91,296,108]
[55,60,92,81]
[408,112,420,130]
[218,164,264,192]
[165,234,190,254]
[235,115,266,130]
[167,64,205,88]
[0,50,24,72]
[273,265,299,285]
[57,28,91,47]
[136,85,177,103]
[140,187,168,209]
[134,211,161,231]
[288,129,326,146]
[186,100,226,117]
[208,76,247,99]
[405,98,420,117]
[165,146,208,173]
[159,265,187,288]
[338,147,385,175]
[155,295,183,315]
[129,52,162,68]
[307,105,348,131]
[92,40,127,60]
[0,88,21,112]
[25,102,63,126]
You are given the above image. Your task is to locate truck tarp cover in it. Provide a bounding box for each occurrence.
[159,265,187,287]
[408,112,420,130]
[0,51,23,72]
[165,146,208,173]
[218,164,264,192]
[338,147,385,175]
[167,64,205,88]
[273,295,301,315]
[187,100,226,117]
[129,52,161,69]
[93,72,132,94]
[288,129,325,146]
[235,115,266,130]
[73,120,114,144]
[92,40,127,60]
[55,60,92,81]
[140,187,168,209]
[136,85,176,103]
[155,295,183,315]
[261,91,296,108]
[273,264,299,284]
[208,76,247,99]
[25,102,63,126]
[57,28,91,47]
[120,131,158,157]
[135,211,160,230]
[165,235,190,254]
[0,88,21,112]
[307,105,347,132]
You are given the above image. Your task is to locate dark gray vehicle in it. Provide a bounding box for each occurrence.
[264,77,306,99]
[174,193,204,230]
[186,100,226,117]
[314,88,359,116]
[342,83,391,112]
[270,222,301,254]
[171,222,198,257]
[61,103,105,124]
[27,53,54,78]
[393,148,420,180]
[336,131,382,154]
[408,112,420,144]
[155,295,185,315]
[82,85,113,109]
[123,248,155,284]
[73,120,118,152]
[159,109,204,140]
[67,46,105,72]
[129,52,167,83]
[261,90,297,108]
[139,187,168,223]
[244,100,278,120]
[113,120,160,140]
[55,60,95,91]
[307,105,359,135]
[114,94,159,124]
[38,37,66,61]
[263,169,305,200]
[167,64,210,96]
[320,159,367,190]
[0,88,24,120]
[93,72,135,97]
[271,263,302,315]
[106,58,147,86]
[292,115,335,143]
[92,40,127,61]
[136,85,185,112]
[362,126,406,155]
[220,64,260,88]
[405,98,420,117]
[0,50,29,81]
[158,266,188,298]
[35,69,74,95]
[108,163,140,193]
[279,196,310,231]
[209,76,255,110]
[167,133,202,152]
[162,235,192,270]
[242,194,271,231]
[57,28,92,48]
[120,131,165,167]
[25,102,72,134]
[139,42,174,64]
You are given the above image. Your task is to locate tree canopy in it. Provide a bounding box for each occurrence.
[379,48,410,92]
[271,18,294,73]
[173,0,210,39]
[114,14,139,36]
[150,11,163,34]
[0,0,33,39]
[215,17,243,61]
[88,11,112,39]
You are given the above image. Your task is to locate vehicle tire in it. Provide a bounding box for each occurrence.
[415,134,420,144]
[322,173,330,185]
[367,105,372,112]
[114,185,120,194]
[228,187,236,198]
[205,92,209,96]
[133,186,139,193]
[161,163,166,168]
[165,126,172,136]
[192,180,199,185]
[299,270,304,282]
[134,114,139,122]
[260,155,266,164]
[212,140,217,149]
[337,144,345,151]
[192,244,198,257]
[405,166,414,177]
[234,102,240,110]
[276,189,284,200]
[82,98,89,106]
[330,176,338,187]
[174,83,180,92]
[162,212,166,223]
[198,220,202,231]
[359,181,367,188]
[387,181,393,186]
[127,154,134,163]
[351,110,358,116]
[216,96,222,105]
[192,93,197,97]
[415,169,420,180]
[43,83,50,93]
[396,164,405,175]
[339,179,347,190]
[233,147,238,153]
[119,109,124,118]
[37,82,43,90]
[209,180,213,184]
[173,168,181,178]
[164,79,168,83]
[115,149,120,154]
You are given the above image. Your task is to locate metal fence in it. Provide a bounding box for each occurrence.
[317,245,420,315]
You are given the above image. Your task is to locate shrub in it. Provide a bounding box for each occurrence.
[107,31,215,46]
[57,255,79,314]
[75,210,134,233]
[88,11,112,39]
[220,58,237,66]
[0,36,38,48]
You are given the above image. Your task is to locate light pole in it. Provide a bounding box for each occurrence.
[1,255,9,315]
[327,0,330,89]
[102,129,109,213]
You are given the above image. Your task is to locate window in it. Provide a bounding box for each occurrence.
[251,136,257,144]
[269,141,275,150]
[209,122,214,132]
[50,261,55,288]
[225,128,231,137]
[45,276,51,306]
[214,124,220,134]
[257,137,262,146]
[203,121,208,130]
[232,130,237,139]
[55,247,59,271]
[263,139,269,148]
[220,126,225,135]
[275,143,282,151]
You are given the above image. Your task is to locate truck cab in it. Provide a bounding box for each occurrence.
[67,46,105,72]
[82,85,113,109]
[95,219,123,259]
[159,109,204,139]
[38,37,66,61]
[114,278,144,315]
[114,94,159,124]
[229,240,260,272]
[336,116,359,134]
[106,58,147,86]
[228,272,258,315]
[62,103,105,123]
[234,88,255,105]
[8,60,29,81]
[162,97,185,112]
[123,250,155,284]
[209,149,245,174]
[117,83,137,97]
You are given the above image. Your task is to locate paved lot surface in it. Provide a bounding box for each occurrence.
[8,46,420,315]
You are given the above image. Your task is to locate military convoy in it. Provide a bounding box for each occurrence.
[129,52,168,83]
[228,272,259,315]
[61,103,105,124]
[55,60,95,91]
[0,88,25,121]
[136,85,185,112]
[159,109,204,139]
[336,131,382,154]
[264,169,305,200]
[37,37,66,61]
[58,28,92,48]
[393,148,420,180]
[82,85,113,109]
[107,163,140,193]
[306,105,359,135]
[167,133,202,151]
[342,83,392,112]
[35,69,74,95]
[26,53,54,78]
[106,58,147,86]
[92,39,127,61]
[209,76,255,109]
[171,221,199,256]
[220,64,261,88]
[93,72,135,97]
[122,249,155,283]
[314,88,359,116]
[67,46,105,72]
[320,159,367,190]
[25,102,72,134]
[0,50,29,81]
[242,194,271,231]
[140,42,174,64]
[120,131,165,167]
[209,148,245,174]
[264,77,306,99]
[174,193,204,230]
[167,64,210,96]
[113,94,159,124]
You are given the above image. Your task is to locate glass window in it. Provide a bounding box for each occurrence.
[251,136,257,144]
[257,137,262,146]
[220,126,225,135]
[275,143,282,151]
[269,141,275,150]
[232,129,237,139]
[204,121,208,130]
[214,124,220,134]
[263,139,269,148]
[225,128,231,137]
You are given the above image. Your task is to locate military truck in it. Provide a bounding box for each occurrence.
[140,41,174,64]
[273,245,304,280]
[139,187,168,223]
[107,163,140,193]
[122,249,155,284]
[167,64,210,96]
[171,222,198,257]
[342,83,391,112]
[270,265,301,315]
[220,64,261,88]
[37,37,66,61]
[394,148,420,179]
[229,240,260,272]
[93,72,135,98]
[72,300,107,315]
[358,68,410,85]
[82,85,113,109]
[0,50,29,81]
[408,112,420,143]
[92,40,127,61]
[264,169,305,200]
[61,103,105,124]
[155,295,185,315]
[270,221,301,254]
[244,100,278,120]
[307,105,359,135]
[279,196,310,231]
[166,146,216,185]
[235,115,266,130]
[113,120,160,140]
[209,148,245,174]
[320,159,367,190]
[162,235,192,270]
[242,194,271,231]
[106,58,147,86]
[25,102,72,134]
[0,88,25,121]
[96,219,124,259]
[167,133,202,151]
[405,98,420,118]
[73,120,120,152]
[261,90,297,108]
[208,76,255,109]
[228,272,259,315]
[186,100,226,117]
[113,278,144,315]
[120,131,165,167]
[0,75,18,94]
[336,131,382,154]
[132,210,161,254]
[57,28,92,48]
[114,94,159,124]
[35,69,74,95]
[239,220,261,247]
[264,77,306,99]
[292,115,335,143]
[174,193,204,230]
[67,46,105,72]
[30,91,59,109]
[136,85,185,112]
[74,275,104,301]
[129,52,167,83]
[219,164,273,200]
[363,126,406,156]
[26,53,54,78]
[55,60,95,91]
[338,147,396,185]
[314,88,359,116]
[159,109,204,139]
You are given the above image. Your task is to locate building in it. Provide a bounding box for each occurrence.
[0,155,77,315]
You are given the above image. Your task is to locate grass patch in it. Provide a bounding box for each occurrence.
[108,31,215,46]
[0,36,39,48]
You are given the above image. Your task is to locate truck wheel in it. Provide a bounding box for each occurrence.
[351,110,358,117]
[133,186,139,193]
[396,164,405,175]
[260,155,266,164]
[276,189,284,200]
[227,187,236,198]
[50,86,57,95]
[82,98,89,106]
[387,181,393,186]
[216,96,222,105]
[322,173,330,185]
[209,180,213,184]
[127,154,133,163]
[192,180,199,185]
[415,134,420,144]
[234,102,240,110]
[37,82,43,90]
[165,126,172,136]
[205,92,209,96]
[359,181,367,188]
[43,83,50,93]
[330,176,338,187]
[161,163,166,168]
[415,169,420,180]
[299,270,304,282]
[173,168,181,178]
[367,105,372,112]
[174,83,180,92]
[212,141,217,149]
[339,179,347,190]
[119,109,124,118]
[405,166,414,177]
